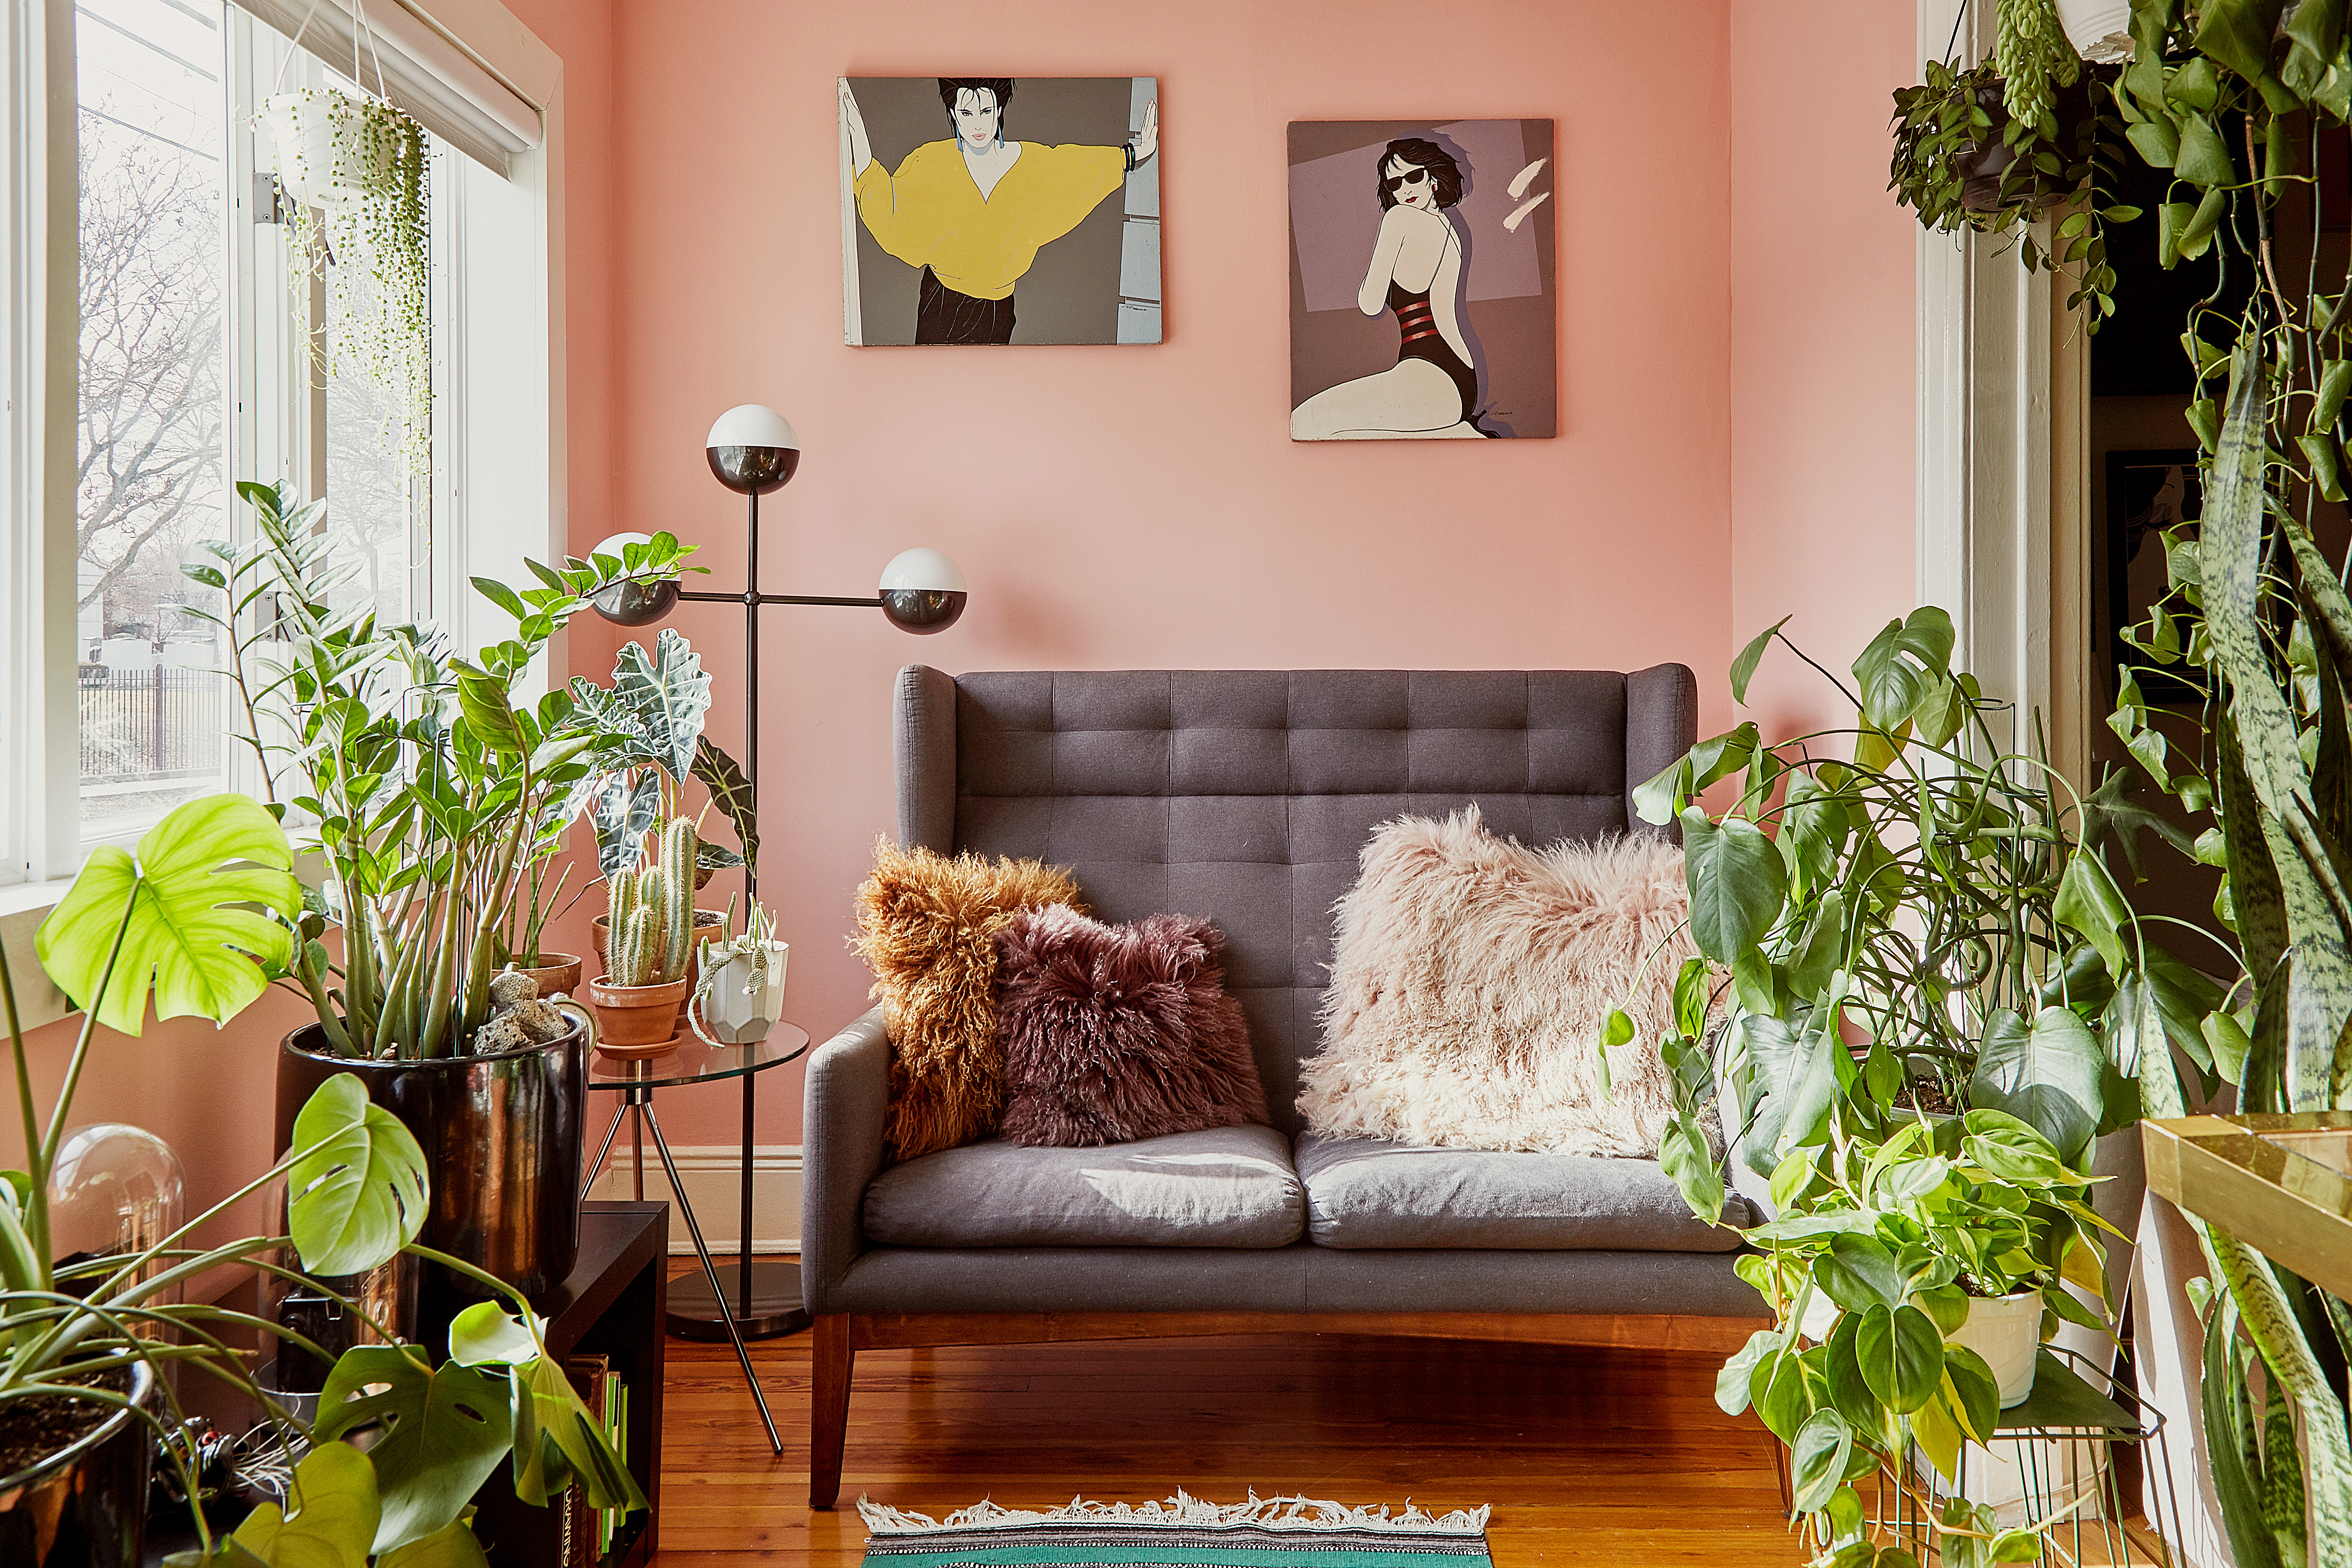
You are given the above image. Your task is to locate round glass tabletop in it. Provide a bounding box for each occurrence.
[586,1022,811,1092]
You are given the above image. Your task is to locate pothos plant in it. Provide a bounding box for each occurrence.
[4,795,642,1566]
[261,87,430,471]
[1890,5,2136,324]
[1610,610,2214,1565]
[184,480,703,1059]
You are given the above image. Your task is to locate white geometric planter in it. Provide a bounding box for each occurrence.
[691,940,787,1045]
[1947,1289,2043,1408]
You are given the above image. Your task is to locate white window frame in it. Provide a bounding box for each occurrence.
[0,0,565,1023]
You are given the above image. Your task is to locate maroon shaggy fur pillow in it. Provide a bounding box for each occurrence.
[994,904,1268,1148]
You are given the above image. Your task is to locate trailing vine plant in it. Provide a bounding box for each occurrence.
[263,86,432,471]
[1890,0,2139,325]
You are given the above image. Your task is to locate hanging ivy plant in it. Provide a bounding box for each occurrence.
[258,86,431,472]
[1890,56,2138,327]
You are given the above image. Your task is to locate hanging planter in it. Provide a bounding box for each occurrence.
[256,79,432,471]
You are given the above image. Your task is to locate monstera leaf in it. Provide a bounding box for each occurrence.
[608,629,710,781]
[315,1345,513,1553]
[37,794,298,1036]
[287,1075,430,1278]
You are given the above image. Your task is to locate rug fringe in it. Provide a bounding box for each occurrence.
[856,1489,1493,1536]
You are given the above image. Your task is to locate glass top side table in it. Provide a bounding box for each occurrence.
[582,1022,811,1454]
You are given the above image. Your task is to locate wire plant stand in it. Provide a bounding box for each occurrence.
[1780,1348,2184,1566]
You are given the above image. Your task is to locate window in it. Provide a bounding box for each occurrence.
[4,0,560,894]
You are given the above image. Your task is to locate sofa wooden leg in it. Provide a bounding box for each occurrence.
[809,1313,855,1509]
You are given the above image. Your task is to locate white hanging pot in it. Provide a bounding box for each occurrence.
[690,941,788,1046]
[258,87,405,210]
[1946,1289,2044,1407]
[2055,0,2133,62]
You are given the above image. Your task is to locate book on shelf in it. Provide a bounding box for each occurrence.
[562,1354,610,1568]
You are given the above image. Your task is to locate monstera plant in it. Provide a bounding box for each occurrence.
[0,795,641,1566]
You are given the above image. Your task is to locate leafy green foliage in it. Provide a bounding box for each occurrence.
[287,1075,429,1277]
[183,481,701,1058]
[37,794,299,1036]
[315,1347,513,1553]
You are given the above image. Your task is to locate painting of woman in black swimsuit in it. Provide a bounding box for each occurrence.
[1287,121,1555,441]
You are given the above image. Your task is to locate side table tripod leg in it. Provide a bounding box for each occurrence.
[581,1101,630,1207]
[643,1100,782,1453]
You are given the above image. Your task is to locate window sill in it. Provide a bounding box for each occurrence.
[0,880,75,1033]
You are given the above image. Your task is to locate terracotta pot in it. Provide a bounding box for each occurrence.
[0,1361,155,1567]
[586,975,691,1055]
[509,952,582,1000]
[276,1018,588,1298]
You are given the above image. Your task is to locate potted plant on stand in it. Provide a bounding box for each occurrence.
[1,795,642,1567]
[586,818,703,1057]
[185,481,702,1303]
[691,900,788,1047]
[1616,609,2207,1563]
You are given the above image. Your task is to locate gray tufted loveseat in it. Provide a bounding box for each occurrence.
[799,666,1767,1506]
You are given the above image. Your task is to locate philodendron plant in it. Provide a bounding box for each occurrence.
[1610,611,2209,1564]
[5,795,643,1565]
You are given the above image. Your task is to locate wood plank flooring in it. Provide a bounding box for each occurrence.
[651,1266,1803,1568]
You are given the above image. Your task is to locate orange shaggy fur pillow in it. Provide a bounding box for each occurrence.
[851,839,1082,1161]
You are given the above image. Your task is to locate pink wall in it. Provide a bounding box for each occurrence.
[1726,0,1919,738]
[13,0,1925,1232]
[600,0,1744,1146]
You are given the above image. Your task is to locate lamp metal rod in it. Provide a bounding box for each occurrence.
[675,589,884,608]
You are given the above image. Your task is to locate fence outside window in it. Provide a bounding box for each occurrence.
[77,665,224,785]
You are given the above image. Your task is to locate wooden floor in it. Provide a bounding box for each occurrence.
[650,1267,1803,1568]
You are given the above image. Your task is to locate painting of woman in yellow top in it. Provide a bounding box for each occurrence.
[840,77,1160,346]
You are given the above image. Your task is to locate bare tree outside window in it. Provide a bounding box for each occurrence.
[74,0,230,835]
[76,130,224,639]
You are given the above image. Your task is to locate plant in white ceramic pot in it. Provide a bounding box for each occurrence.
[1610,611,2213,1564]
[257,84,430,469]
[690,899,787,1047]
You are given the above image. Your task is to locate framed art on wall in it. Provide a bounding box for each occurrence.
[839,76,1160,346]
[1289,119,1555,440]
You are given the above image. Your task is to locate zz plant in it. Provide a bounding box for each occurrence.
[2,795,641,1564]
[184,480,702,1059]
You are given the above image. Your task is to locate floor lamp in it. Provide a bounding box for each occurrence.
[588,403,966,1346]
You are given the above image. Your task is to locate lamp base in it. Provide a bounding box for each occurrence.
[666,1258,810,1340]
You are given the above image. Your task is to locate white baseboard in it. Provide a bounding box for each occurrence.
[587,1143,801,1255]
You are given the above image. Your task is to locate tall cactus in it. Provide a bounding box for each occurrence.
[658,817,698,984]
[604,816,699,987]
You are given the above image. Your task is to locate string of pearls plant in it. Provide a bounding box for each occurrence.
[259,85,432,472]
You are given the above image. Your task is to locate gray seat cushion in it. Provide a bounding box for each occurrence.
[1295,1133,1751,1252]
[863,1124,1305,1249]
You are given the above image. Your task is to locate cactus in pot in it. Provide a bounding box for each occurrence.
[587,818,700,1053]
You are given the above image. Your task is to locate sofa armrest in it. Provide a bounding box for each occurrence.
[801,1005,890,1313]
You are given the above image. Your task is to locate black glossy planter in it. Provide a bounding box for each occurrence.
[275,1019,588,1298]
[0,1362,154,1568]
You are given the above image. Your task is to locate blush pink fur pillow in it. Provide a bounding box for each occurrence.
[995,905,1269,1148]
[1297,807,1696,1157]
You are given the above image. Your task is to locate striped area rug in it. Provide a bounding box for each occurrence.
[856,1493,1496,1568]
